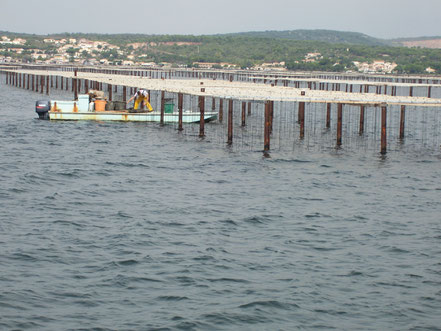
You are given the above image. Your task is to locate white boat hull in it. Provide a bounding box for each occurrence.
[48,111,217,123]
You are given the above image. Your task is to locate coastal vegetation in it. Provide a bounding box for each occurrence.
[1,30,441,74]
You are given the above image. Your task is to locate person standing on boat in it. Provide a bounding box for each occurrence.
[127,89,153,111]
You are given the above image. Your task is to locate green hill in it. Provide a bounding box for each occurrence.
[222,29,390,46]
[2,30,441,74]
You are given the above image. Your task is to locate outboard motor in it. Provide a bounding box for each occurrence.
[35,100,51,120]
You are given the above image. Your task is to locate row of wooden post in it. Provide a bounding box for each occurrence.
[24,64,440,90]
[4,70,404,154]
[3,69,432,100]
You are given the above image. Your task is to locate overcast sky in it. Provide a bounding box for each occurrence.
[1,0,440,39]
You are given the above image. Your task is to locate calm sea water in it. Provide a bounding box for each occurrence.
[1,80,441,330]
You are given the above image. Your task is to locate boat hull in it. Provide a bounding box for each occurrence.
[48,111,217,123]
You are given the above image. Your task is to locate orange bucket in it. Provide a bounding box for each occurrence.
[94,100,106,111]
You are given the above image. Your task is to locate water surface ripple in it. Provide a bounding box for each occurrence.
[1,83,441,330]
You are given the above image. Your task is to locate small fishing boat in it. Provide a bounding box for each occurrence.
[35,95,217,123]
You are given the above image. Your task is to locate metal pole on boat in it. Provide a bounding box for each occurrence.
[199,95,205,138]
[74,69,78,100]
[122,86,126,103]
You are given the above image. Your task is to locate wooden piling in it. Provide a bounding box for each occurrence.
[337,103,343,146]
[160,91,165,125]
[219,99,223,123]
[399,105,405,140]
[264,101,271,151]
[122,86,127,102]
[241,101,246,127]
[227,99,233,145]
[46,76,49,95]
[178,93,183,131]
[248,101,251,115]
[359,105,365,135]
[199,95,205,137]
[326,103,331,128]
[108,84,112,102]
[269,101,274,134]
[381,105,387,154]
[299,102,305,139]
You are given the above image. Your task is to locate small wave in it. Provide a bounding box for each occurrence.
[271,158,313,164]
[53,220,83,227]
[243,215,266,224]
[193,255,216,262]
[157,295,189,301]
[11,252,38,262]
[116,259,139,266]
[202,312,270,325]
[239,300,299,310]
[218,219,238,226]
[313,246,339,251]
[345,270,364,277]
[304,212,328,218]
[208,278,251,284]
